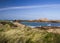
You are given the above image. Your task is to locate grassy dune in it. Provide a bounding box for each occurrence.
[0,21,60,43]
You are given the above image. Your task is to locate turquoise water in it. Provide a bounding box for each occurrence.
[20,22,60,27]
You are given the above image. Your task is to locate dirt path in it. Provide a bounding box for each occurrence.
[13,22,26,28]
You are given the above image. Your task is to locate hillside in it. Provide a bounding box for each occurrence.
[0,21,60,43]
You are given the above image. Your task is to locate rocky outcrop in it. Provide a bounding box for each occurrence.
[35,26,60,34]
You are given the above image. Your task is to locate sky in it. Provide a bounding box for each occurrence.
[0,0,60,20]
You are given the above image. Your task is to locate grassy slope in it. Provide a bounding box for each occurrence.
[0,21,60,43]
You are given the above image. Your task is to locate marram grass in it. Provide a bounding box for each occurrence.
[0,24,60,43]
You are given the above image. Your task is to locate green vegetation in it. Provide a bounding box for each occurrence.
[0,21,60,43]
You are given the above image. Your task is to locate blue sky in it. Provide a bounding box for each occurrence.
[0,0,60,20]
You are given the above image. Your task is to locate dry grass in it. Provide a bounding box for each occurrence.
[0,22,60,43]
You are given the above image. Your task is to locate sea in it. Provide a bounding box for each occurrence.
[20,22,60,28]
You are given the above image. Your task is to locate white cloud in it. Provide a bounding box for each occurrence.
[0,4,60,11]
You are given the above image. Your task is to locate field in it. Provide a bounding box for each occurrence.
[0,21,60,43]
